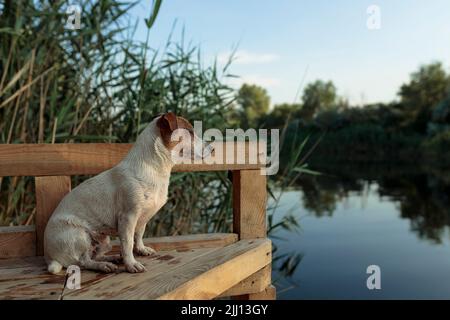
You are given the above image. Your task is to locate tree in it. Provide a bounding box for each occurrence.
[399,62,450,133]
[237,84,270,128]
[300,80,338,120]
[263,103,301,128]
[428,91,450,135]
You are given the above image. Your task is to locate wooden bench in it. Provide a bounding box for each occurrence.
[0,143,275,300]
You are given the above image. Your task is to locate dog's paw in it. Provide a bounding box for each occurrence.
[98,262,118,273]
[134,246,156,256]
[125,260,146,273]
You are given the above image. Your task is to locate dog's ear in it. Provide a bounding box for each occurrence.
[164,112,178,131]
[157,112,178,132]
[157,112,179,148]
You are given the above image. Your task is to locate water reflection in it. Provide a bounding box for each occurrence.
[271,164,450,299]
[296,164,450,243]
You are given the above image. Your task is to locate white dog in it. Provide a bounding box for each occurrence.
[44,112,211,274]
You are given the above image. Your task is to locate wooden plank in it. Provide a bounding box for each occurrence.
[236,285,276,300]
[62,248,219,300]
[0,226,35,258]
[0,256,50,281]
[219,264,271,297]
[0,255,42,269]
[0,231,236,261]
[0,234,237,299]
[0,247,225,300]
[0,276,64,300]
[0,144,129,177]
[232,170,267,239]
[65,239,271,300]
[0,239,271,300]
[110,233,238,253]
[0,142,264,177]
[0,234,237,281]
[0,255,116,300]
[0,255,64,300]
[64,247,220,299]
[35,176,71,256]
[156,239,271,300]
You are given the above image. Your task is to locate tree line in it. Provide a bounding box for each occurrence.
[232,62,450,164]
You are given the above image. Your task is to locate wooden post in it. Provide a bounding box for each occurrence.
[35,176,71,256]
[232,170,275,299]
[232,170,267,239]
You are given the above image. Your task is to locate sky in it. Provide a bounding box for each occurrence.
[129,0,450,107]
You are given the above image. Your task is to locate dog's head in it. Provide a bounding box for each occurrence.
[155,112,213,161]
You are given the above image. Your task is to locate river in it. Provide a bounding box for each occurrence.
[271,164,450,299]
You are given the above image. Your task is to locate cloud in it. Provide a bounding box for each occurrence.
[218,50,279,65]
[228,74,281,88]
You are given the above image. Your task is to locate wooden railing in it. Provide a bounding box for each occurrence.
[0,142,266,176]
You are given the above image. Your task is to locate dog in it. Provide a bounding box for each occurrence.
[44,112,212,274]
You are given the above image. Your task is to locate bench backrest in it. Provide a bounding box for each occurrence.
[0,143,267,258]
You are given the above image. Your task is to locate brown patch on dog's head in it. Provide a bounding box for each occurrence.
[156,112,194,149]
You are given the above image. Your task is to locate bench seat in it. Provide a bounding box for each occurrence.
[0,234,271,300]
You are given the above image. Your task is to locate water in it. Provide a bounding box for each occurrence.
[271,164,450,299]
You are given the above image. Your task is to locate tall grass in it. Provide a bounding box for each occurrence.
[0,0,237,231]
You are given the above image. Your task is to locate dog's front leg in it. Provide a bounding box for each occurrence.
[118,213,146,273]
[134,222,156,256]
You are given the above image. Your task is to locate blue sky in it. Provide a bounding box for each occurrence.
[130,0,450,107]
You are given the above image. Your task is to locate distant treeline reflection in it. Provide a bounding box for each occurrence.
[296,163,450,244]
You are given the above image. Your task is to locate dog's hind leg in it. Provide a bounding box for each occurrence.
[95,255,123,264]
[79,252,118,273]
[91,234,123,264]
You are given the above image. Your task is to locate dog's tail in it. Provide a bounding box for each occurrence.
[47,260,63,274]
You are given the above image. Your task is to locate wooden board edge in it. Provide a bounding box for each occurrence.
[157,239,272,300]
[0,142,265,177]
[218,264,271,297]
[110,233,238,253]
[0,226,36,258]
